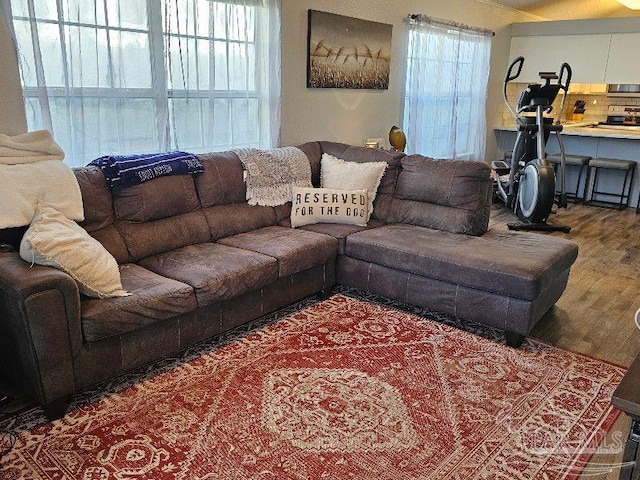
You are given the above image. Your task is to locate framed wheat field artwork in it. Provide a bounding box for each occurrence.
[307,10,392,89]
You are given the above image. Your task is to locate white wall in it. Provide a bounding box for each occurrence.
[0,7,27,136]
[281,0,533,161]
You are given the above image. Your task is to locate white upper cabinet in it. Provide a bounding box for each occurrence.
[604,33,640,84]
[509,34,611,83]
[510,18,640,84]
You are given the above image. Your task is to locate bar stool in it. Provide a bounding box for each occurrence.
[584,158,636,210]
[547,154,591,202]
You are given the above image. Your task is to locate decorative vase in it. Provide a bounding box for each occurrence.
[389,126,406,152]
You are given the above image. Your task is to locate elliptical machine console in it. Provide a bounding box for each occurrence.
[492,56,572,233]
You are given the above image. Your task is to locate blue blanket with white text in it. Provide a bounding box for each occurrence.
[90,151,204,191]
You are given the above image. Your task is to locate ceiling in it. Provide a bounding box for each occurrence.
[488,0,640,19]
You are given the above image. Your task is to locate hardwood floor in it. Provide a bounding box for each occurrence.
[491,202,640,480]
[1,202,638,478]
[490,203,640,366]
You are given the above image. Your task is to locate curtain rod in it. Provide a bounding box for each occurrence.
[404,14,495,37]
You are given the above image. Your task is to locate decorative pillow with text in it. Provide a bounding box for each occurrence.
[320,153,387,222]
[290,187,369,228]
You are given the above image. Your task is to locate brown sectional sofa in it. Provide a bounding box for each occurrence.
[0,141,578,419]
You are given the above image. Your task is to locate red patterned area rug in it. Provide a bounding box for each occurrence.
[0,293,626,480]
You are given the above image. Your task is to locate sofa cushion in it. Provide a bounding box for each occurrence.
[388,156,492,236]
[113,174,200,222]
[116,210,211,261]
[138,242,278,307]
[297,220,384,255]
[319,142,404,170]
[81,263,196,342]
[110,172,210,260]
[395,156,490,207]
[89,225,131,264]
[73,166,131,263]
[195,150,280,240]
[344,224,578,301]
[74,165,114,232]
[218,226,337,277]
[194,151,246,207]
[202,203,278,241]
[296,142,322,186]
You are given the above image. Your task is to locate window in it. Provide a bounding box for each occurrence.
[3,0,280,167]
[402,15,491,160]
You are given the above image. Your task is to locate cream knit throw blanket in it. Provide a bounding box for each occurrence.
[0,130,65,164]
[0,130,83,228]
[235,147,312,206]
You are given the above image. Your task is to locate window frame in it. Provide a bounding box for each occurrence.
[8,0,271,166]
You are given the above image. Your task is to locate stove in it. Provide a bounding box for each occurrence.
[598,105,640,128]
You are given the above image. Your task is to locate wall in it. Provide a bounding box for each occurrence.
[281,0,534,161]
[0,7,27,135]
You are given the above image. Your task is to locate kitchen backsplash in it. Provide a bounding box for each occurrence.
[497,83,640,126]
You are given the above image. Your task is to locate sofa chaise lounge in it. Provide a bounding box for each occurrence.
[0,141,578,419]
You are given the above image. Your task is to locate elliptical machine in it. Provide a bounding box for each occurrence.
[492,56,572,233]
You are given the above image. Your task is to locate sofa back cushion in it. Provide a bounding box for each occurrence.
[75,166,114,232]
[116,210,211,260]
[388,155,491,236]
[109,173,209,260]
[74,166,130,263]
[195,151,247,207]
[195,151,279,240]
[318,142,404,223]
[113,175,200,222]
[296,142,322,186]
[203,204,277,241]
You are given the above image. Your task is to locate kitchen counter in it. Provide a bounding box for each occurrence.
[493,122,640,207]
[494,123,640,140]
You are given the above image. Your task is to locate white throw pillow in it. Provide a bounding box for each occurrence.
[290,187,369,227]
[20,203,130,299]
[320,153,387,222]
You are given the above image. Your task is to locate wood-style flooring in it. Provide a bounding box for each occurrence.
[491,202,640,480]
[1,202,638,478]
[491,203,640,367]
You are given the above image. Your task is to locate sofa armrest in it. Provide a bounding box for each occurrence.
[0,251,81,410]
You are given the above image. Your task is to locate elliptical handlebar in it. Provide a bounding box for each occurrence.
[555,62,572,126]
[505,56,525,83]
[558,62,572,92]
[503,56,524,121]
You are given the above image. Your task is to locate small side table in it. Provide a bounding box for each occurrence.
[612,353,640,480]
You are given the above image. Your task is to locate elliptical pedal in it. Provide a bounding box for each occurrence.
[507,222,571,233]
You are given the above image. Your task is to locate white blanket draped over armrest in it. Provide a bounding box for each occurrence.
[0,130,65,164]
[0,160,84,229]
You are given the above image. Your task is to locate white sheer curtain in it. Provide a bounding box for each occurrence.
[402,15,491,160]
[2,0,280,168]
